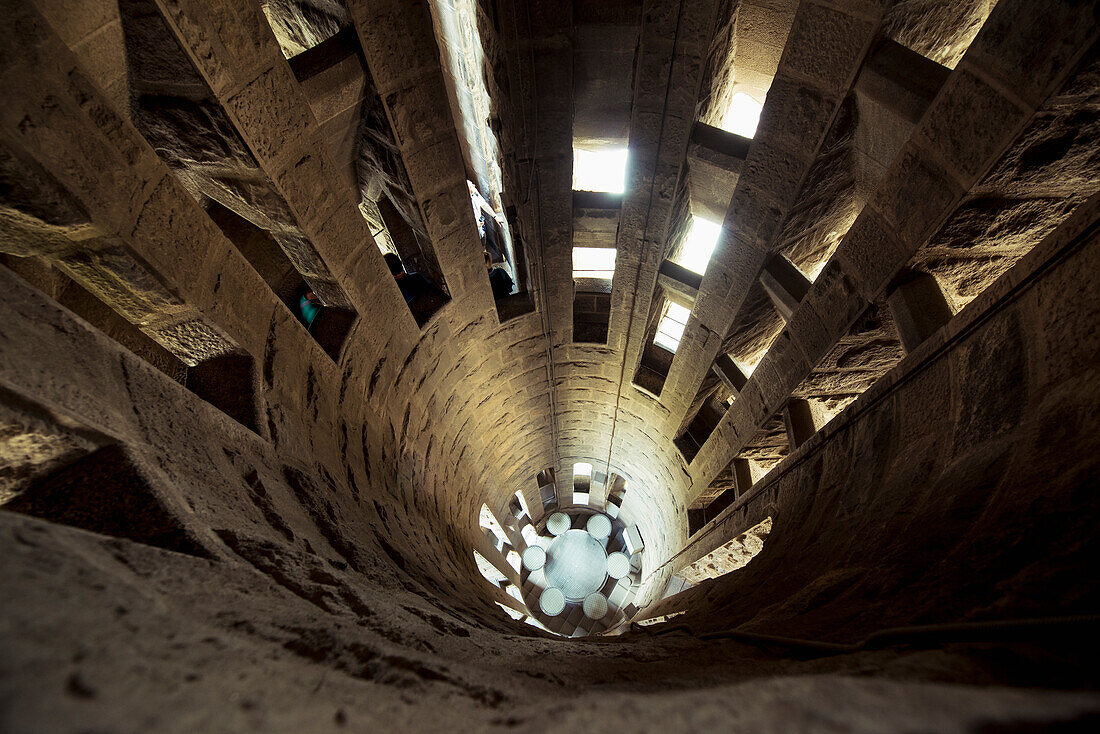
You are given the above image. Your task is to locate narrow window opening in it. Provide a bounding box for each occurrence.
[377,197,450,327]
[719,92,763,139]
[541,487,556,509]
[513,490,530,518]
[573,147,628,193]
[573,247,615,343]
[572,462,592,506]
[679,517,772,584]
[205,200,356,362]
[572,247,617,282]
[674,384,729,462]
[474,550,507,584]
[676,217,723,276]
[479,503,507,544]
[496,602,525,620]
[606,475,628,517]
[654,301,691,353]
[536,468,557,510]
[635,295,684,395]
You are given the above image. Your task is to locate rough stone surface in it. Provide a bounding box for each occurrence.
[2,0,1100,730]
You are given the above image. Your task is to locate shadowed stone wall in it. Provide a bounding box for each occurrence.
[2,0,1100,729]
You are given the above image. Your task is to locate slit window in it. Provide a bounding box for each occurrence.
[720,92,764,138]
[573,462,592,505]
[677,217,722,276]
[573,148,628,193]
[474,550,507,584]
[573,247,617,281]
[479,503,506,546]
[654,301,691,352]
[513,490,530,518]
[496,601,525,620]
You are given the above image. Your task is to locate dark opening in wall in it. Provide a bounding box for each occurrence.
[377,197,450,327]
[688,486,737,535]
[2,444,209,557]
[185,353,262,433]
[574,292,611,344]
[484,219,534,322]
[1,258,262,434]
[308,306,357,361]
[286,25,361,81]
[674,385,728,462]
[491,220,536,323]
[571,219,616,342]
[536,468,557,510]
[496,290,536,321]
[633,292,690,396]
[205,201,357,361]
[572,462,593,505]
[606,474,628,516]
[635,338,672,396]
[689,457,754,536]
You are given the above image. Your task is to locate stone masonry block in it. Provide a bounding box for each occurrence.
[802,260,869,352]
[225,66,313,168]
[784,291,837,364]
[968,0,1100,106]
[273,150,344,234]
[421,182,477,243]
[917,68,1030,186]
[781,3,876,93]
[834,208,913,301]
[401,136,467,201]
[757,75,834,152]
[875,146,963,248]
[345,0,441,94]
[383,76,455,152]
[741,139,812,209]
[156,0,273,98]
[767,330,812,391]
[726,183,783,246]
[128,174,215,286]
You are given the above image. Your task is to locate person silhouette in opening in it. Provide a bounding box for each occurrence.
[298,287,322,329]
[384,253,443,321]
[485,251,514,300]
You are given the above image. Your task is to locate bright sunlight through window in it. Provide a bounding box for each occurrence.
[654,301,691,352]
[720,92,763,138]
[573,148,628,192]
[678,217,723,275]
[573,247,616,280]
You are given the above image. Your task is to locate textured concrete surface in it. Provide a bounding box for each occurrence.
[2,0,1100,730]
